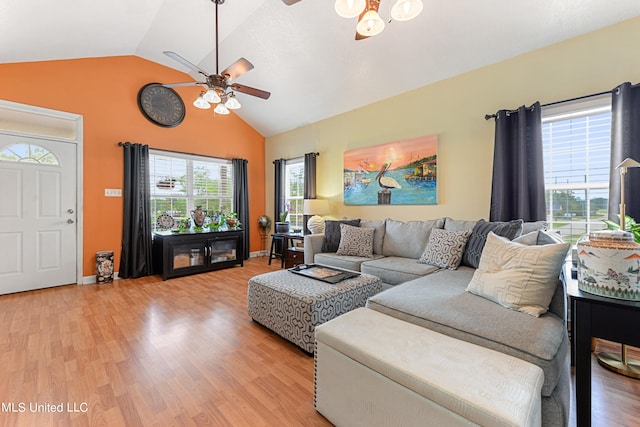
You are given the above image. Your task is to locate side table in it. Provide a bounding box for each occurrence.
[566,262,640,427]
[269,232,304,268]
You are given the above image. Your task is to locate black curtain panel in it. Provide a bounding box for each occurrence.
[608,82,640,224]
[233,158,250,259]
[489,102,546,222]
[119,142,153,279]
[274,158,286,221]
[303,152,318,234]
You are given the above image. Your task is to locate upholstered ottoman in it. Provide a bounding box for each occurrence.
[247,269,382,353]
[315,308,544,427]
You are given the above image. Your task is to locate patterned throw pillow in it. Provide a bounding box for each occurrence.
[461,219,524,268]
[321,219,361,253]
[336,224,375,257]
[418,228,472,269]
[466,232,570,317]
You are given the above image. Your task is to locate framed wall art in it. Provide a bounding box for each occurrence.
[344,135,437,205]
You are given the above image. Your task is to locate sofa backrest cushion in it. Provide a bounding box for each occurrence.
[382,218,445,259]
[361,219,386,255]
[322,219,361,253]
[462,219,524,268]
[466,232,570,317]
[444,218,477,232]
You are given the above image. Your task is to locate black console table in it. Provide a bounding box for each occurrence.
[152,229,244,280]
[566,263,640,427]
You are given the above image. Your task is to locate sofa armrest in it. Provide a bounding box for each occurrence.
[304,233,325,264]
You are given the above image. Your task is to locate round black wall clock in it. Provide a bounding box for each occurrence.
[137,83,186,127]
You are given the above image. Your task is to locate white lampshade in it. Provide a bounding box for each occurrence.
[303,199,329,215]
[356,9,385,37]
[214,103,230,115]
[335,0,366,18]
[203,89,221,104]
[391,0,423,21]
[225,93,241,110]
[193,93,211,109]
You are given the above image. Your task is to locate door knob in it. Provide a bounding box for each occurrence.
[67,219,74,224]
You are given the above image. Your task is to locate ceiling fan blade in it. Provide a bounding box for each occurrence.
[162,82,204,88]
[163,51,210,78]
[221,58,254,81]
[230,83,271,100]
[282,0,302,4]
[355,32,369,41]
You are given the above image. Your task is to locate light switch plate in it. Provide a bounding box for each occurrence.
[105,188,122,197]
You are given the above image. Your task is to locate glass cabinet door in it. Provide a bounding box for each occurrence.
[170,242,206,270]
[209,238,238,264]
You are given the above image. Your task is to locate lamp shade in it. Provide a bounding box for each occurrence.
[335,0,366,18]
[356,9,385,37]
[303,199,329,215]
[193,93,211,109]
[214,103,230,115]
[203,89,221,104]
[391,0,423,21]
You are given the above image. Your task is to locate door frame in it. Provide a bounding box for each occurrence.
[0,99,84,285]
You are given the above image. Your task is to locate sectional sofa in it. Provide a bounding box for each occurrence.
[304,217,571,426]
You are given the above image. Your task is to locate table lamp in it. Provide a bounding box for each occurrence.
[303,199,329,234]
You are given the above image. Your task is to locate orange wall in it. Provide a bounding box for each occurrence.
[0,56,266,277]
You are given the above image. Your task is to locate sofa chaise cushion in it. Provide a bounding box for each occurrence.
[366,267,568,397]
[361,256,441,286]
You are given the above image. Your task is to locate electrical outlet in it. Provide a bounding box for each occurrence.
[105,188,122,197]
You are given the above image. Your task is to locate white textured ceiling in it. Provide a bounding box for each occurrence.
[2,0,640,137]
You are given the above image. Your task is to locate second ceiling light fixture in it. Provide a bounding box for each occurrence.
[335,0,424,39]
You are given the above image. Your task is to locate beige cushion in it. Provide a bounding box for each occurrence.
[336,224,374,257]
[466,232,570,317]
[418,228,472,269]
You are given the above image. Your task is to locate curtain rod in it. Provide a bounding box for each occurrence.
[484,89,613,120]
[118,142,239,161]
[272,152,319,164]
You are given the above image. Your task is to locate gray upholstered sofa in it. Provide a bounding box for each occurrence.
[304,217,570,427]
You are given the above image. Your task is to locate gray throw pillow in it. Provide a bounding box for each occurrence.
[462,219,524,268]
[418,228,472,269]
[336,224,375,257]
[321,219,361,253]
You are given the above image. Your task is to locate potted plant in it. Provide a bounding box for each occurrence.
[275,203,291,233]
[258,215,272,234]
[226,212,241,229]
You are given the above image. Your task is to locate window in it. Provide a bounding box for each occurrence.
[149,150,233,230]
[542,96,612,245]
[0,143,59,165]
[285,158,305,231]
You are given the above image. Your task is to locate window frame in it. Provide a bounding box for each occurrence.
[284,157,305,231]
[541,95,612,245]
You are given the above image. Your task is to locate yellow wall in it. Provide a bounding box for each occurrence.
[266,16,640,223]
[0,56,266,277]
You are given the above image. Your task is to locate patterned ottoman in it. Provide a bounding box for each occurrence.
[248,269,382,353]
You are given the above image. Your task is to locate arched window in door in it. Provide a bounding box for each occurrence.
[0,143,60,165]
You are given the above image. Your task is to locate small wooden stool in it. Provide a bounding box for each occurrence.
[268,234,286,268]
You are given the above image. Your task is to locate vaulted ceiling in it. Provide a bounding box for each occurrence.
[2,0,640,137]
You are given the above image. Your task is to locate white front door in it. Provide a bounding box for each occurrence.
[0,134,77,294]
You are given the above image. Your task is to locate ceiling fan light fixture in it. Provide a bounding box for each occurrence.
[214,103,230,115]
[193,93,211,109]
[391,0,423,21]
[356,9,385,37]
[203,88,221,104]
[225,93,241,110]
[335,0,366,18]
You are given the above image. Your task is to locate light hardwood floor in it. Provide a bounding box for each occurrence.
[0,257,638,426]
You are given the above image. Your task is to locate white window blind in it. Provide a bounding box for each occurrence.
[285,158,305,231]
[149,150,233,229]
[542,95,611,245]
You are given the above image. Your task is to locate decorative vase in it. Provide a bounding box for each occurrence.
[275,222,290,233]
[577,230,640,300]
[191,206,207,227]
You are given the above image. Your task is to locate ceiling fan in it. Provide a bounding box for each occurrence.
[162,0,270,115]
[282,0,423,40]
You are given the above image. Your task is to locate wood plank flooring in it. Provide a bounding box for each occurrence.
[0,257,638,426]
